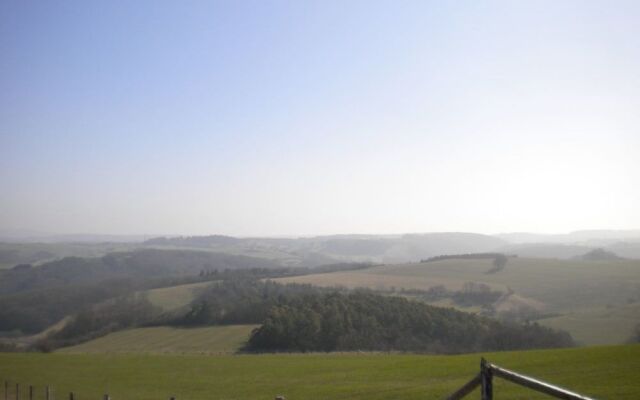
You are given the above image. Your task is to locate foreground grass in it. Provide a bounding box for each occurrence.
[2,345,639,400]
[58,325,257,355]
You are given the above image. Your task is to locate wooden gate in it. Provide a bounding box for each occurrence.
[446,358,596,400]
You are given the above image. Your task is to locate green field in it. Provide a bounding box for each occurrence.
[144,281,217,311]
[2,345,639,400]
[58,325,257,355]
[275,257,640,345]
[539,303,640,345]
[143,244,305,267]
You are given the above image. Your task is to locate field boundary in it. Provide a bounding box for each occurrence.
[1,356,609,400]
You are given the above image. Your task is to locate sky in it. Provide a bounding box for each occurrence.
[1,0,639,237]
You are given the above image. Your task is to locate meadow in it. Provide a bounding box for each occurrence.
[144,281,217,311]
[0,242,136,270]
[538,303,640,345]
[1,345,639,400]
[57,325,257,355]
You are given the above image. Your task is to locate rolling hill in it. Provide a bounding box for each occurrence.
[275,257,640,345]
[144,281,217,311]
[143,232,509,265]
[58,325,256,354]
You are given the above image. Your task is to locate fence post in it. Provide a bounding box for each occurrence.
[104,394,110,400]
[4,381,7,400]
[69,392,74,400]
[480,358,493,400]
[45,386,50,400]
[14,384,18,400]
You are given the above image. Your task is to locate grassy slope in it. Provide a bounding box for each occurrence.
[0,242,137,269]
[57,325,257,355]
[539,303,640,345]
[143,244,303,266]
[275,257,640,345]
[144,281,216,311]
[277,258,640,312]
[1,345,639,400]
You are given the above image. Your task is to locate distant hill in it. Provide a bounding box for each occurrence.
[498,243,594,259]
[144,232,508,264]
[5,230,639,270]
[0,249,282,335]
[0,248,280,296]
[575,248,624,261]
[400,232,508,256]
[497,230,640,245]
[0,242,137,270]
[0,230,154,243]
[145,235,242,247]
[607,242,640,259]
[497,242,640,260]
[496,230,640,260]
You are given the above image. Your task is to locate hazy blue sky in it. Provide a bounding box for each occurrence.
[1,1,639,236]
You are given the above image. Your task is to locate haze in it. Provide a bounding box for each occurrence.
[1,1,639,237]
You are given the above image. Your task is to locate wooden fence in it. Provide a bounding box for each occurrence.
[4,382,55,400]
[5,359,596,400]
[446,358,596,400]
[2,382,176,400]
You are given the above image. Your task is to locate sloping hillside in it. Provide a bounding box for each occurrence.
[58,325,256,354]
[144,232,509,265]
[0,249,282,335]
[144,281,217,311]
[275,257,640,345]
[0,248,280,296]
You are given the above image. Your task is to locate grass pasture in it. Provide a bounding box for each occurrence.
[277,258,640,312]
[144,281,216,311]
[539,303,640,345]
[58,325,257,355]
[143,244,304,266]
[1,345,639,400]
[275,257,640,345]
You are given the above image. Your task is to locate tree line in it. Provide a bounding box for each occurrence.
[174,279,574,353]
[420,253,511,274]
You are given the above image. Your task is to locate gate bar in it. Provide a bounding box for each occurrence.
[487,362,596,400]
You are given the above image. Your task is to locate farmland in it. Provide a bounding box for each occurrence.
[144,281,217,311]
[2,345,639,400]
[58,325,257,355]
[538,303,640,345]
[0,242,137,270]
[276,257,640,312]
[275,257,640,345]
